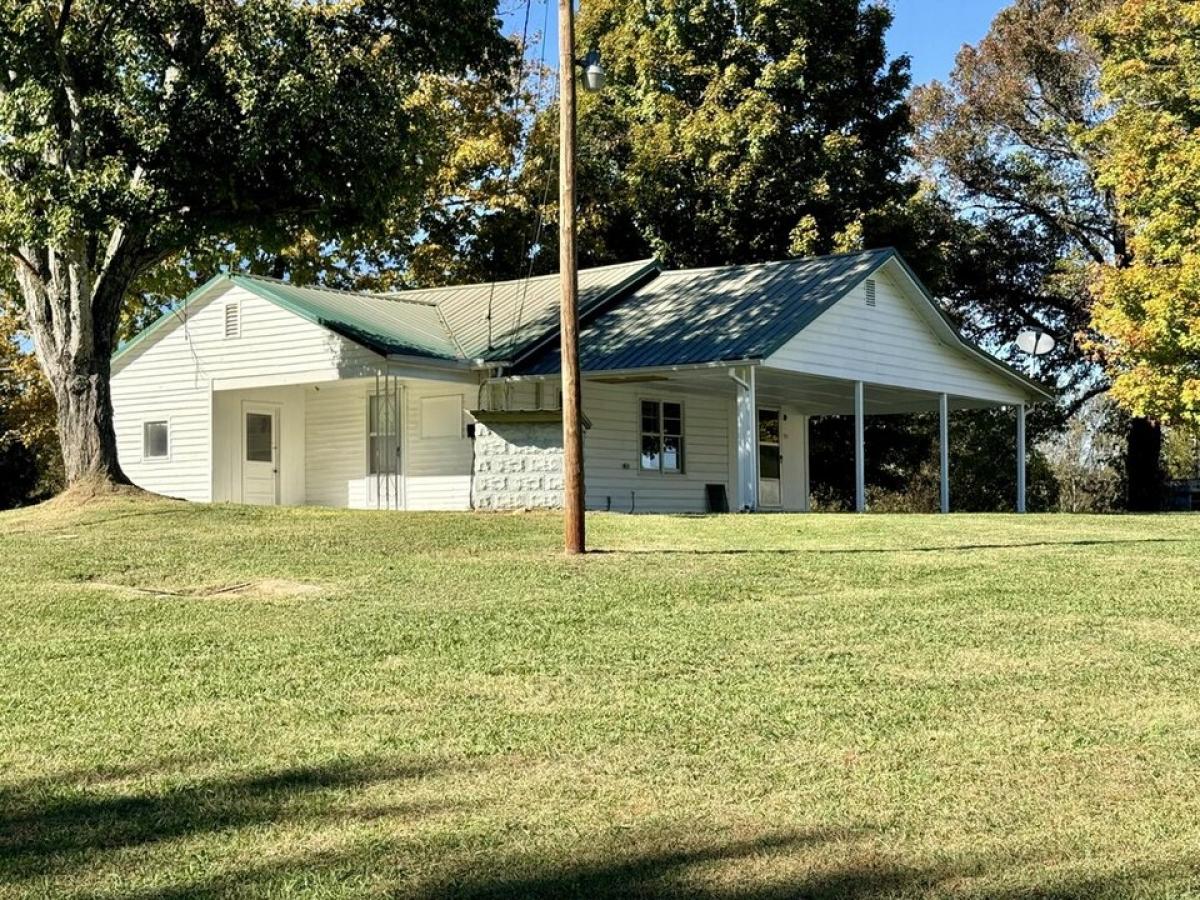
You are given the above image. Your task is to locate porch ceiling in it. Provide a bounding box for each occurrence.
[580,365,1013,415]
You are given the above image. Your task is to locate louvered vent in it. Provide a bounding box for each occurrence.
[865,279,877,307]
[223,302,240,338]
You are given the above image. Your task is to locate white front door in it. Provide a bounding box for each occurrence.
[758,408,782,509]
[242,403,280,505]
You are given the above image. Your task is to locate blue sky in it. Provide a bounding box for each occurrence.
[498,0,1008,88]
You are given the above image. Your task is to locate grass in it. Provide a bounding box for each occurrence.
[2,498,1200,898]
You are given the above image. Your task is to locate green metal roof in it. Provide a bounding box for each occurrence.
[382,259,658,360]
[516,249,894,374]
[111,250,1049,401]
[513,248,1053,400]
[226,276,461,360]
[113,260,658,367]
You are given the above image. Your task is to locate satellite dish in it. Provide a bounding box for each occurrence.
[1016,329,1056,356]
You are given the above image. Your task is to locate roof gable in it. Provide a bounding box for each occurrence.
[114,259,657,369]
[513,249,892,375]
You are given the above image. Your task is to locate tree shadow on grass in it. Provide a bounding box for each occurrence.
[591,538,1184,556]
[115,825,1193,900]
[0,755,465,883]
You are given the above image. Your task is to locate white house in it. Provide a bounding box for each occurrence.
[110,248,1051,513]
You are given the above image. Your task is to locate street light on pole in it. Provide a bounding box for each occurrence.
[558,0,604,555]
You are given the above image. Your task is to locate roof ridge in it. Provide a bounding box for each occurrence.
[380,258,659,299]
[229,273,440,307]
[657,247,893,279]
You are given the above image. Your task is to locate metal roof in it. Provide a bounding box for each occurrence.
[112,249,1049,401]
[113,260,657,367]
[383,259,657,360]
[227,276,462,360]
[515,249,894,375]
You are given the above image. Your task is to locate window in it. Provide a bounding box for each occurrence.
[143,421,169,459]
[640,399,683,473]
[244,412,273,462]
[223,302,240,338]
[368,393,400,475]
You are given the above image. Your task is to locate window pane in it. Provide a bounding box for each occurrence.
[663,435,683,472]
[246,413,273,462]
[640,400,660,435]
[369,434,399,474]
[758,409,780,444]
[143,421,168,458]
[663,406,682,436]
[759,444,781,479]
[370,395,398,437]
[640,434,661,470]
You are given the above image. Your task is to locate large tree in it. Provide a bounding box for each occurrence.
[1089,0,1200,428]
[572,0,912,268]
[910,0,1167,508]
[0,0,510,488]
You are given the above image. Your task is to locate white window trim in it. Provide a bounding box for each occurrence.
[637,396,685,476]
[142,418,171,462]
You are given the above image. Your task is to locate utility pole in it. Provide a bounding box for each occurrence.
[558,0,585,554]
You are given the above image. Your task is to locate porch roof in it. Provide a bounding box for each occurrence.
[513,249,891,375]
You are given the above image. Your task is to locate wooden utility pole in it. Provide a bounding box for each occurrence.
[558,0,585,554]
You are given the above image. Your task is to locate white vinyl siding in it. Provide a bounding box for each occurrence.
[581,381,731,513]
[211,385,306,505]
[403,383,471,510]
[111,283,380,501]
[765,267,1029,405]
[301,377,472,510]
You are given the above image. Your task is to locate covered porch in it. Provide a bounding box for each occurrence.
[734,364,1030,514]
[207,363,477,510]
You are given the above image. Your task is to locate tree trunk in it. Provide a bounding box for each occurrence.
[12,238,147,490]
[44,348,130,486]
[1126,416,1164,512]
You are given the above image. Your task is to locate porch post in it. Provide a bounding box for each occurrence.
[854,380,865,513]
[1016,402,1027,513]
[939,392,950,514]
[734,366,758,511]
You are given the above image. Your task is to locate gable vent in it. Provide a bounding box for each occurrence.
[223,302,240,338]
[865,279,877,307]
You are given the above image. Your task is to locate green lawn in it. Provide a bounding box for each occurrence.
[2,499,1200,899]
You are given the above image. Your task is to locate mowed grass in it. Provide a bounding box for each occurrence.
[2,499,1200,899]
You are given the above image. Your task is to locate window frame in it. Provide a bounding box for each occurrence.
[366,390,402,476]
[142,419,170,462]
[638,397,685,475]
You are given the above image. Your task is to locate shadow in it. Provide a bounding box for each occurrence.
[421,830,931,899]
[115,824,1195,900]
[590,538,1184,556]
[0,755,465,882]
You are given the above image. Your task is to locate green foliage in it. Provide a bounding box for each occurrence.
[912,0,1117,403]
[570,0,913,268]
[0,0,513,482]
[809,407,1058,513]
[0,0,512,261]
[1089,0,1200,424]
[0,290,61,501]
